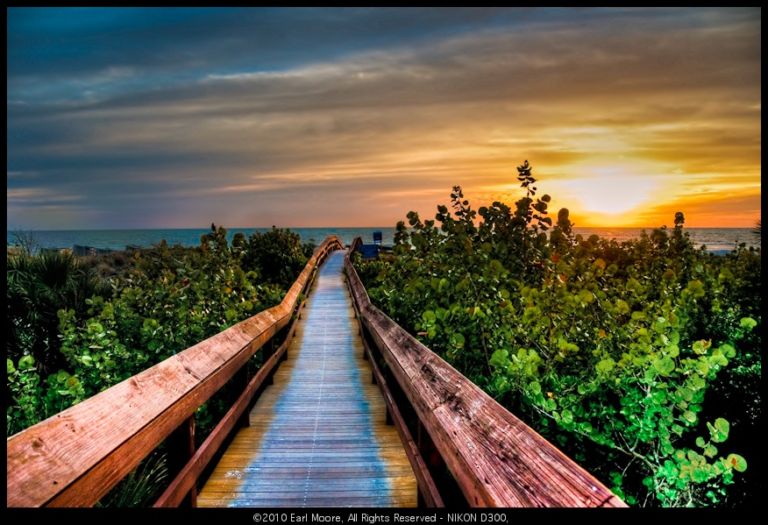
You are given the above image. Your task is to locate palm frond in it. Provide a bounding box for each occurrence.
[97,452,169,507]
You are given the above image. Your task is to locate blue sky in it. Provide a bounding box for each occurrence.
[7,7,761,229]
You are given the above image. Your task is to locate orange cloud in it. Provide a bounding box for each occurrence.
[8,8,761,229]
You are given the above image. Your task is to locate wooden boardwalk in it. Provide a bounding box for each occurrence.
[198,250,417,507]
[7,236,623,508]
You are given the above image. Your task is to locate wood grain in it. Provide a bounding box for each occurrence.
[198,250,417,508]
[351,297,443,508]
[154,309,300,507]
[344,237,626,508]
[6,237,343,508]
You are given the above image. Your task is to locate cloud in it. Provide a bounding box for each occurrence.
[6,7,761,228]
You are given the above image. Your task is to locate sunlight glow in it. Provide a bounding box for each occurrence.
[559,164,663,216]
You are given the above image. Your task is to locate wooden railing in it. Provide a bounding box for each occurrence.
[6,236,344,508]
[344,237,626,508]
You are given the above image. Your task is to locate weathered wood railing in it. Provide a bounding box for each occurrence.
[6,236,344,508]
[344,237,626,508]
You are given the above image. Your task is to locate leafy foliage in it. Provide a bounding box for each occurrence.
[96,452,169,508]
[7,250,108,374]
[241,226,311,288]
[357,161,761,507]
[6,225,311,440]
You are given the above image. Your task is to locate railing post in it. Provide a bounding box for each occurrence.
[416,422,426,507]
[234,366,254,426]
[415,421,439,508]
[167,416,197,507]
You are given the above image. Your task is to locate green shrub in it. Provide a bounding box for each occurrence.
[6,226,301,438]
[242,226,309,288]
[357,161,760,507]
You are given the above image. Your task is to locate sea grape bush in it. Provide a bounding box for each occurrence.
[242,226,315,288]
[356,161,761,507]
[6,225,311,437]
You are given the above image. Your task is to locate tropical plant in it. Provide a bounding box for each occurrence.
[356,161,761,507]
[242,226,309,287]
[6,250,107,374]
[6,226,310,437]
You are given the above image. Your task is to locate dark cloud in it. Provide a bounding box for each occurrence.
[6,7,761,228]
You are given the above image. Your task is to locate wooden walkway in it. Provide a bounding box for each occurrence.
[198,250,417,507]
[7,236,623,508]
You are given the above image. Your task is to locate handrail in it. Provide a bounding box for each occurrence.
[6,235,344,507]
[344,237,626,508]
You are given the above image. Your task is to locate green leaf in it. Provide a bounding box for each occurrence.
[719,344,736,359]
[709,349,728,367]
[18,355,35,370]
[7,359,16,374]
[696,437,706,448]
[661,460,678,478]
[615,299,630,315]
[710,418,730,443]
[579,289,595,304]
[692,466,710,483]
[492,375,509,394]
[692,340,710,355]
[683,410,697,424]
[689,375,706,391]
[726,454,747,472]
[714,418,729,434]
[596,358,615,375]
[449,332,465,349]
[489,349,509,369]
[422,310,436,323]
[686,279,706,298]
[703,445,718,458]
[528,381,542,395]
[561,409,574,425]
[642,476,654,488]
[677,387,693,402]
[739,317,757,331]
[653,356,675,377]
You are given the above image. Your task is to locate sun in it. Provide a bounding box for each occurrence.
[558,163,664,216]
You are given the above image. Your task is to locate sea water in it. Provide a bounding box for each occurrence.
[6,227,760,253]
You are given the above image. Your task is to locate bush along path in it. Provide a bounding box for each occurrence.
[6,226,316,505]
[355,161,761,507]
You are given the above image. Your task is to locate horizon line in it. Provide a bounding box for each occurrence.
[6,225,758,232]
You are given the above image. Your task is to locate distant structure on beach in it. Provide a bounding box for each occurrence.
[359,230,387,259]
[72,244,114,257]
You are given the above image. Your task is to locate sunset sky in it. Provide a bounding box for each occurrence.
[7,7,761,229]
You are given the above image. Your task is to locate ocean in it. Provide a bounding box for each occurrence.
[6,227,760,253]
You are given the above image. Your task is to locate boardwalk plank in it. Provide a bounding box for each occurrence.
[198,250,417,508]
